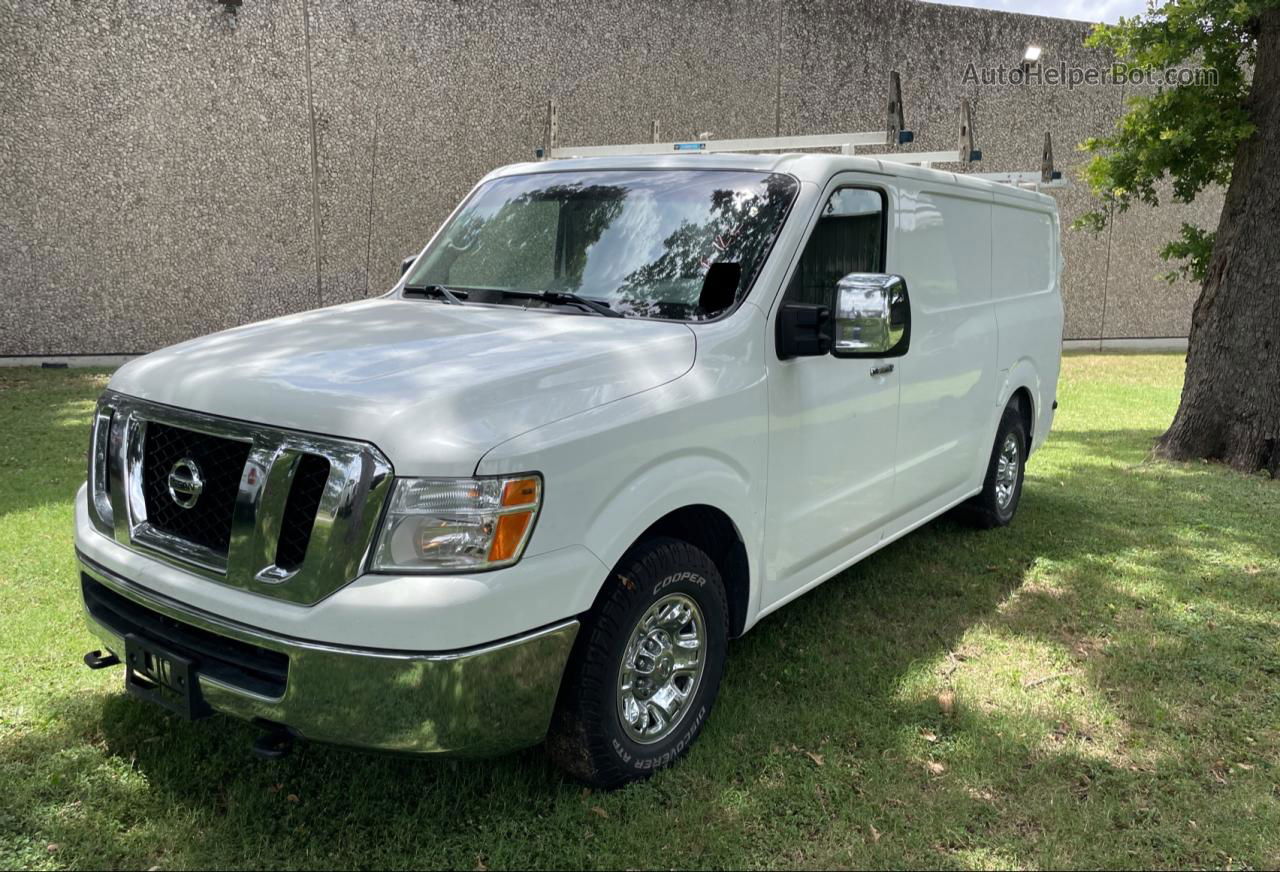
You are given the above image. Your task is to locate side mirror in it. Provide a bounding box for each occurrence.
[400,255,417,277]
[776,302,832,360]
[832,273,910,357]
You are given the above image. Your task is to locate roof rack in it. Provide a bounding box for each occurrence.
[541,130,910,159]
[861,98,981,168]
[536,72,916,160]
[534,74,1067,192]
[969,132,1066,191]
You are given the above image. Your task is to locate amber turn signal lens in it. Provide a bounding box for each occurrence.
[501,476,540,507]
[488,510,534,562]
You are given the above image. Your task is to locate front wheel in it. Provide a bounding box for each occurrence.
[962,400,1028,528]
[546,537,729,788]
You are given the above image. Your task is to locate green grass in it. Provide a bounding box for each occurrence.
[1,355,1277,870]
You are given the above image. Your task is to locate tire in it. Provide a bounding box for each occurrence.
[962,400,1028,529]
[546,537,729,789]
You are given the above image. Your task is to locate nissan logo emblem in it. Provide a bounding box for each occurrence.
[167,457,204,509]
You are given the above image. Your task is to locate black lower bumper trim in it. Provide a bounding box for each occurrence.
[82,574,288,699]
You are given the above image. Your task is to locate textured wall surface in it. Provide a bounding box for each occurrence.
[0,0,1221,355]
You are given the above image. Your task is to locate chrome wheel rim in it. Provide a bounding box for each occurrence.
[995,432,1020,511]
[616,593,706,745]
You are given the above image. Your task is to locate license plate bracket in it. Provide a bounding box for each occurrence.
[124,633,211,720]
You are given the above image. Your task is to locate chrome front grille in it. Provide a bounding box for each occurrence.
[87,391,393,605]
[141,421,252,555]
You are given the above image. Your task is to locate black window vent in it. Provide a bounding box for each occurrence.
[274,454,330,571]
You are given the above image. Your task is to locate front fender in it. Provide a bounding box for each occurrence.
[581,449,758,584]
[476,323,770,627]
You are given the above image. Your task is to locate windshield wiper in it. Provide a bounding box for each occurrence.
[403,283,466,305]
[503,289,624,318]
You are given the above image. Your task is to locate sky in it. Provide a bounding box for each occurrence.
[926,0,1150,24]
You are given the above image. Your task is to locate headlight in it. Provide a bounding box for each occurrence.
[370,474,542,573]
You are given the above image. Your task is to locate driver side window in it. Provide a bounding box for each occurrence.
[784,188,885,306]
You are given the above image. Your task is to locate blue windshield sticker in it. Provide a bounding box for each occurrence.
[673,142,706,151]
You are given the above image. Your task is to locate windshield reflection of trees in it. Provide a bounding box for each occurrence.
[430,183,627,293]
[616,174,796,319]
[424,175,796,321]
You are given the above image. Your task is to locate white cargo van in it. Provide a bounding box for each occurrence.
[76,151,1062,787]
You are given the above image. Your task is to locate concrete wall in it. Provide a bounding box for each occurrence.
[0,0,1221,357]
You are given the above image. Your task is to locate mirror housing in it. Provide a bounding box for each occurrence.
[832,273,910,357]
[776,302,832,360]
[400,255,417,277]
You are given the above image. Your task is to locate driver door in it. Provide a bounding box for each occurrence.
[762,182,902,608]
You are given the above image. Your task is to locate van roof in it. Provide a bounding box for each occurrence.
[485,153,1058,208]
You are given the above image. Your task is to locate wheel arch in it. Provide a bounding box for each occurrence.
[1010,385,1035,444]
[996,357,1044,451]
[581,454,759,640]
[618,505,751,639]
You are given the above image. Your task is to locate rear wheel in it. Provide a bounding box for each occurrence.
[546,537,728,788]
[963,400,1028,528]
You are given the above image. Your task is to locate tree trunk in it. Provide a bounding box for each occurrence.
[1155,8,1280,476]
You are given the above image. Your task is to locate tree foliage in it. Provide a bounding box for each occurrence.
[1077,0,1273,282]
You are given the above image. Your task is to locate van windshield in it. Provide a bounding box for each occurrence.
[403,169,799,321]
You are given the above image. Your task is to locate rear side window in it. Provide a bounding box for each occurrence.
[784,188,885,306]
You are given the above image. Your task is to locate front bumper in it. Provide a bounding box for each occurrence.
[79,553,580,757]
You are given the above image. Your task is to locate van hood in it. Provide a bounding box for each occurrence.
[109,298,696,475]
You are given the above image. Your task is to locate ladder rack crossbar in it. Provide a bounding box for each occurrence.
[548,131,890,159]
[864,150,968,166]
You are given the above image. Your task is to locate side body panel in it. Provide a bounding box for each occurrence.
[887,182,998,525]
[990,189,1064,452]
[747,169,1060,629]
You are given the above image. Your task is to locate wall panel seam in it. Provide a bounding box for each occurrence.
[773,0,783,136]
[300,0,324,308]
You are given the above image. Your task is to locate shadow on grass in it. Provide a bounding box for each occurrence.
[4,426,1277,868]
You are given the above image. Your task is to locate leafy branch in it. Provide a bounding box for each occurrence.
[1074,0,1269,282]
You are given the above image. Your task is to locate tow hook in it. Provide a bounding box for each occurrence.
[83,650,121,670]
[251,726,296,760]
